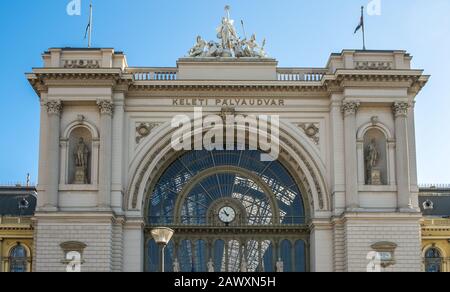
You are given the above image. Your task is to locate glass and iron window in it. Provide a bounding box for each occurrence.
[9,244,28,273]
[424,248,442,273]
[146,150,309,272]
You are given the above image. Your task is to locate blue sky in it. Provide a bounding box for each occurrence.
[0,0,449,185]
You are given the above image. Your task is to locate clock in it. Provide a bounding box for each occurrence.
[218,206,236,224]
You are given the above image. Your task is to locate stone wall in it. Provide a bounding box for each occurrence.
[343,213,422,272]
[33,214,117,272]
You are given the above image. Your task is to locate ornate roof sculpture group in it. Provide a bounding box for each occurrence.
[187,6,268,58]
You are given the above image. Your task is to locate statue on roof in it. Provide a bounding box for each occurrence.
[188,36,207,57]
[217,6,239,51]
[186,5,269,59]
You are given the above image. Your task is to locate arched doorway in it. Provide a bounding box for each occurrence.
[144,150,310,272]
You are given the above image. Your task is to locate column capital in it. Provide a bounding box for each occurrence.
[97,100,114,116]
[393,102,410,118]
[341,101,360,116]
[45,100,62,116]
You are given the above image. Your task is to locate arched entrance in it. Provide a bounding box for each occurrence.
[144,149,309,272]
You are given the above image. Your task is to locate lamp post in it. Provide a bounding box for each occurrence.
[151,227,175,273]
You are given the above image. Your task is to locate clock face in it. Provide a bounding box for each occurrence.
[218,206,236,224]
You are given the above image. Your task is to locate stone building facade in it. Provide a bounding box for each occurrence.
[420,186,450,272]
[0,186,36,272]
[26,45,429,272]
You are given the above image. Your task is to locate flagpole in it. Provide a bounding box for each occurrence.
[88,2,93,48]
[361,6,366,50]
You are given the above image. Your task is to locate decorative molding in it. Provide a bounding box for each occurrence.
[64,59,100,69]
[341,101,360,116]
[97,100,114,116]
[60,241,87,252]
[45,100,62,116]
[136,122,161,144]
[355,61,392,70]
[297,123,320,145]
[392,102,410,117]
[129,126,328,212]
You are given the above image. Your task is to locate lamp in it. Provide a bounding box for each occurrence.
[151,227,175,272]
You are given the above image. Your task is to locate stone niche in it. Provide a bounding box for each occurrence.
[364,128,388,185]
[68,127,92,185]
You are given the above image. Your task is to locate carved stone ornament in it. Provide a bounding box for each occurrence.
[341,101,360,116]
[97,100,114,116]
[297,123,320,145]
[392,102,410,117]
[220,106,236,121]
[370,242,397,268]
[64,59,100,69]
[46,100,62,115]
[355,61,392,70]
[136,123,162,144]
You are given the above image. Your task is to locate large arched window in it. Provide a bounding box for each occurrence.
[145,150,309,272]
[425,248,442,273]
[148,150,305,225]
[9,244,28,273]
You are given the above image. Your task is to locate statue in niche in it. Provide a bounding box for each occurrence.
[240,259,248,272]
[173,258,181,272]
[207,258,215,273]
[365,139,381,185]
[73,137,89,184]
[276,259,284,272]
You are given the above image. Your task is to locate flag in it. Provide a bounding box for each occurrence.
[84,21,91,39]
[84,3,92,40]
[354,11,364,34]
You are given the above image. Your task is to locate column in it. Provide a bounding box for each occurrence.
[342,101,360,210]
[111,93,125,211]
[0,238,3,272]
[122,220,144,272]
[330,97,346,214]
[45,100,62,210]
[37,99,49,209]
[97,100,113,209]
[393,102,412,210]
[258,240,263,272]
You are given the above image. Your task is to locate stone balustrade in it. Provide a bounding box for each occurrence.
[128,67,327,81]
[277,68,326,81]
[129,68,178,81]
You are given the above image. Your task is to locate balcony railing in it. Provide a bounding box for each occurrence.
[129,67,178,81]
[127,67,327,82]
[276,68,327,81]
[419,184,450,190]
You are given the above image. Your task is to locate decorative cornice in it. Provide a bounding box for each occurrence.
[45,100,62,116]
[341,101,360,116]
[97,100,114,116]
[393,102,410,118]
